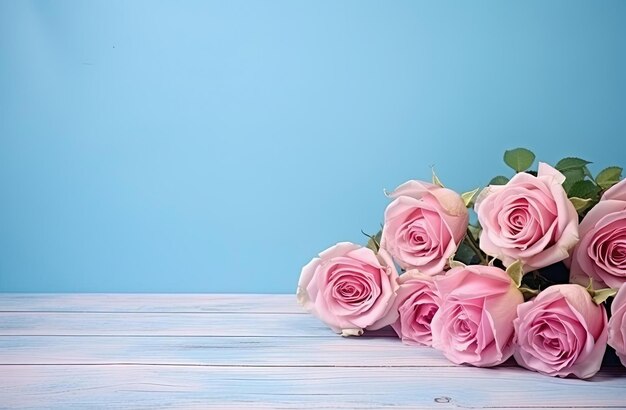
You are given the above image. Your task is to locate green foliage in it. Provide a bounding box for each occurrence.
[592,288,618,305]
[506,260,524,288]
[363,230,382,252]
[504,148,535,172]
[454,242,477,265]
[562,168,585,192]
[569,197,593,213]
[568,180,601,200]
[467,224,481,241]
[554,157,592,194]
[553,156,593,195]
[551,155,623,217]
[596,166,623,189]
[585,279,618,305]
[519,286,540,301]
[488,176,509,186]
[432,168,444,187]
[461,188,480,207]
[555,157,591,172]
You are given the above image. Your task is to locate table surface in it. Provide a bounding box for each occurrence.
[1,294,625,409]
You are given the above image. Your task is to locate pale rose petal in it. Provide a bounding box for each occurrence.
[297,257,321,310]
[538,161,566,184]
[386,180,434,199]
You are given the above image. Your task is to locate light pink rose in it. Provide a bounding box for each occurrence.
[431,265,523,367]
[297,242,399,336]
[569,179,626,288]
[514,284,608,379]
[475,163,579,271]
[381,180,469,275]
[608,284,626,367]
[383,270,441,346]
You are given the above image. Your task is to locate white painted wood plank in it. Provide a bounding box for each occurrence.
[1,365,625,409]
[0,336,452,367]
[0,294,302,314]
[0,312,394,337]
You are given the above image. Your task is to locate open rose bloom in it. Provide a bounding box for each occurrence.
[569,179,626,288]
[383,270,441,346]
[297,150,626,380]
[297,242,399,336]
[514,284,608,379]
[431,265,523,367]
[381,180,468,275]
[475,163,579,271]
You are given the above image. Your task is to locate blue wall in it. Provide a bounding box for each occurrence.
[1,1,625,293]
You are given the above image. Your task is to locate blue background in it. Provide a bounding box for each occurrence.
[1,1,625,293]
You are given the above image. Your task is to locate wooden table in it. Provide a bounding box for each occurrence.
[0,294,625,409]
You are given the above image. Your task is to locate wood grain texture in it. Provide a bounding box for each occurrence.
[0,293,302,314]
[2,365,626,409]
[1,294,625,409]
[0,335,451,367]
[0,311,392,337]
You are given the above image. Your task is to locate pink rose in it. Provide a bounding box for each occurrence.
[381,180,468,275]
[569,179,626,288]
[384,270,441,346]
[431,265,523,367]
[297,242,399,336]
[514,284,607,379]
[608,284,626,367]
[475,163,579,271]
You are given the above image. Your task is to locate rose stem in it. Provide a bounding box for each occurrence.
[464,228,487,265]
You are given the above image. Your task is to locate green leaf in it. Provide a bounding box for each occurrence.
[432,168,444,188]
[504,148,535,172]
[555,157,592,172]
[596,166,623,189]
[519,286,540,301]
[569,197,593,213]
[568,180,601,200]
[562,168,585,192]
[453,242,476,265]
[461,188,480,207]
[506,260,524,287]
[467,224,481,241]
[364,230,382,252]
[592,288,618,305]
[489,176,509,186]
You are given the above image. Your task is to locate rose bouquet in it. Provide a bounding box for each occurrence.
[297,148,626,379]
